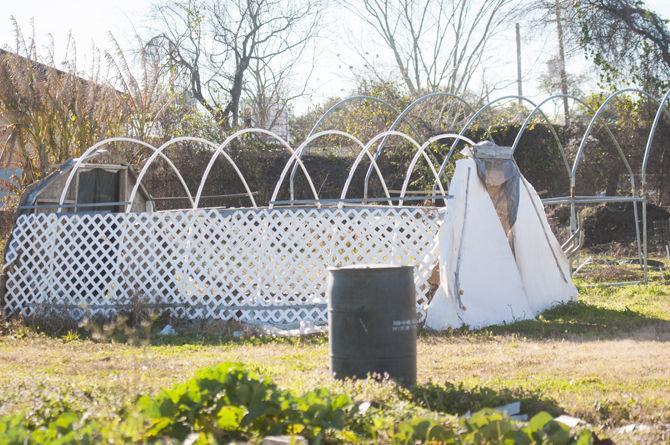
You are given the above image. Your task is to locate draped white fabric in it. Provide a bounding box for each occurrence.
[425,157,576,330]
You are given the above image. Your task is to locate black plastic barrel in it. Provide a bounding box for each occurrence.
[327,264,417,386]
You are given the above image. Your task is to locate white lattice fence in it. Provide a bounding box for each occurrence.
[4,206,443,324]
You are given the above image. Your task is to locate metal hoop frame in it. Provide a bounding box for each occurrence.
[53,90,670,284]
[271,130,392,208]
[57,137,195,212]
[362,92,475,199]
[289,95,404,202]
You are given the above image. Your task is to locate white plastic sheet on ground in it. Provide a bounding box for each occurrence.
[425,148,576,330]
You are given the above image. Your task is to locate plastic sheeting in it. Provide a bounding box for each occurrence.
[473,142,520,243]
[425,143,576,330]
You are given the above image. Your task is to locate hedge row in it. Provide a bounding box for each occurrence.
[140,122,670,210]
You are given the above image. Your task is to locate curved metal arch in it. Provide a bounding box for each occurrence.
[641,89,670,281]
[306,95,401,138]
[572,88,665,186]
[194,129,319,209]
[57,137,194,211]
[511,93,628,179]
[434,95,566,191]
[571,88,668,282]
[271,130,392,207]
[363,92,475,198]
[641,89,670,185]
[398,133,476,206]
[125,136,255,212]
[514,93,637,246]
[339,131,448,206]
[289,95,402,202]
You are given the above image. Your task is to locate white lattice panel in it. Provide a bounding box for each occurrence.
[4,206,443,324]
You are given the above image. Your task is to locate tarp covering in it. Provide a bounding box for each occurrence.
[473,142,520,244]
[425,143,576,330]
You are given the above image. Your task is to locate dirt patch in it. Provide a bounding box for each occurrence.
[580,203,670,247]
[546,203,670,248]
[579,264,642,282]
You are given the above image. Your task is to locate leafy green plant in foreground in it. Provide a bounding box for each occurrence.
[0,362,599,444]
[136,363,351,442]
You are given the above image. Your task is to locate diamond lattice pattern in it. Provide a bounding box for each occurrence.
[4,207,443,324]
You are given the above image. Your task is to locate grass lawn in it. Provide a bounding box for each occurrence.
[1,281,670,443]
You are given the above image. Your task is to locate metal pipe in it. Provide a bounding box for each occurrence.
[363,92,474,199]
[561,229,580,251]
[57,137,194,211]
[541,195,644,205]
[270,130,392,208]
[571,88,663,185]
[640,89,670,282]
[641,90,670,186]
[152,192,259,201]
[270,195,452,206]
[289,95,402,202]
[306,95,400,138]
[398,133,477,206]
[511,93,626,176]
[129,135,257,211]
[642,194,649,282]
[571,88,666,278]
[511,93,634,252]
[339,131,448,206]
[433,95,565,194]
[19,202,131,210]
[583,281,642,288]
[195,129,316,209]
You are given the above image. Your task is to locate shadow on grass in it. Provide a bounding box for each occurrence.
[409,380,563,418]
[9,316,328,346]
[10,291,670,344]
[421,300,670,341]
[148,330,328,347]
[2,312,328,347]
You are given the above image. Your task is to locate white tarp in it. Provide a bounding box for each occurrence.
[425,147,576,330]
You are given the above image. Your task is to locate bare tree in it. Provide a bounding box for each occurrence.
[242,30,318,138]
[105,34,177,142]
[243,60,293,138]
[346,0,518,97]
[148,0,322,131]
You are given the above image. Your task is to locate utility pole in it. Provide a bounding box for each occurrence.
[554,0,570,124]
[516,23,523,105]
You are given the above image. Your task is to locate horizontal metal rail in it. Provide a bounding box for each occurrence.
[542,195,643,205]
[388,189,440,195]
[19,201,131,210]
[582,281,642,288]
[270,195,452,206]
[152,192,259,201]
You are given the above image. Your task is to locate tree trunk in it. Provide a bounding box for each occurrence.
[37,143,48,179]
[225,58,250,130]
